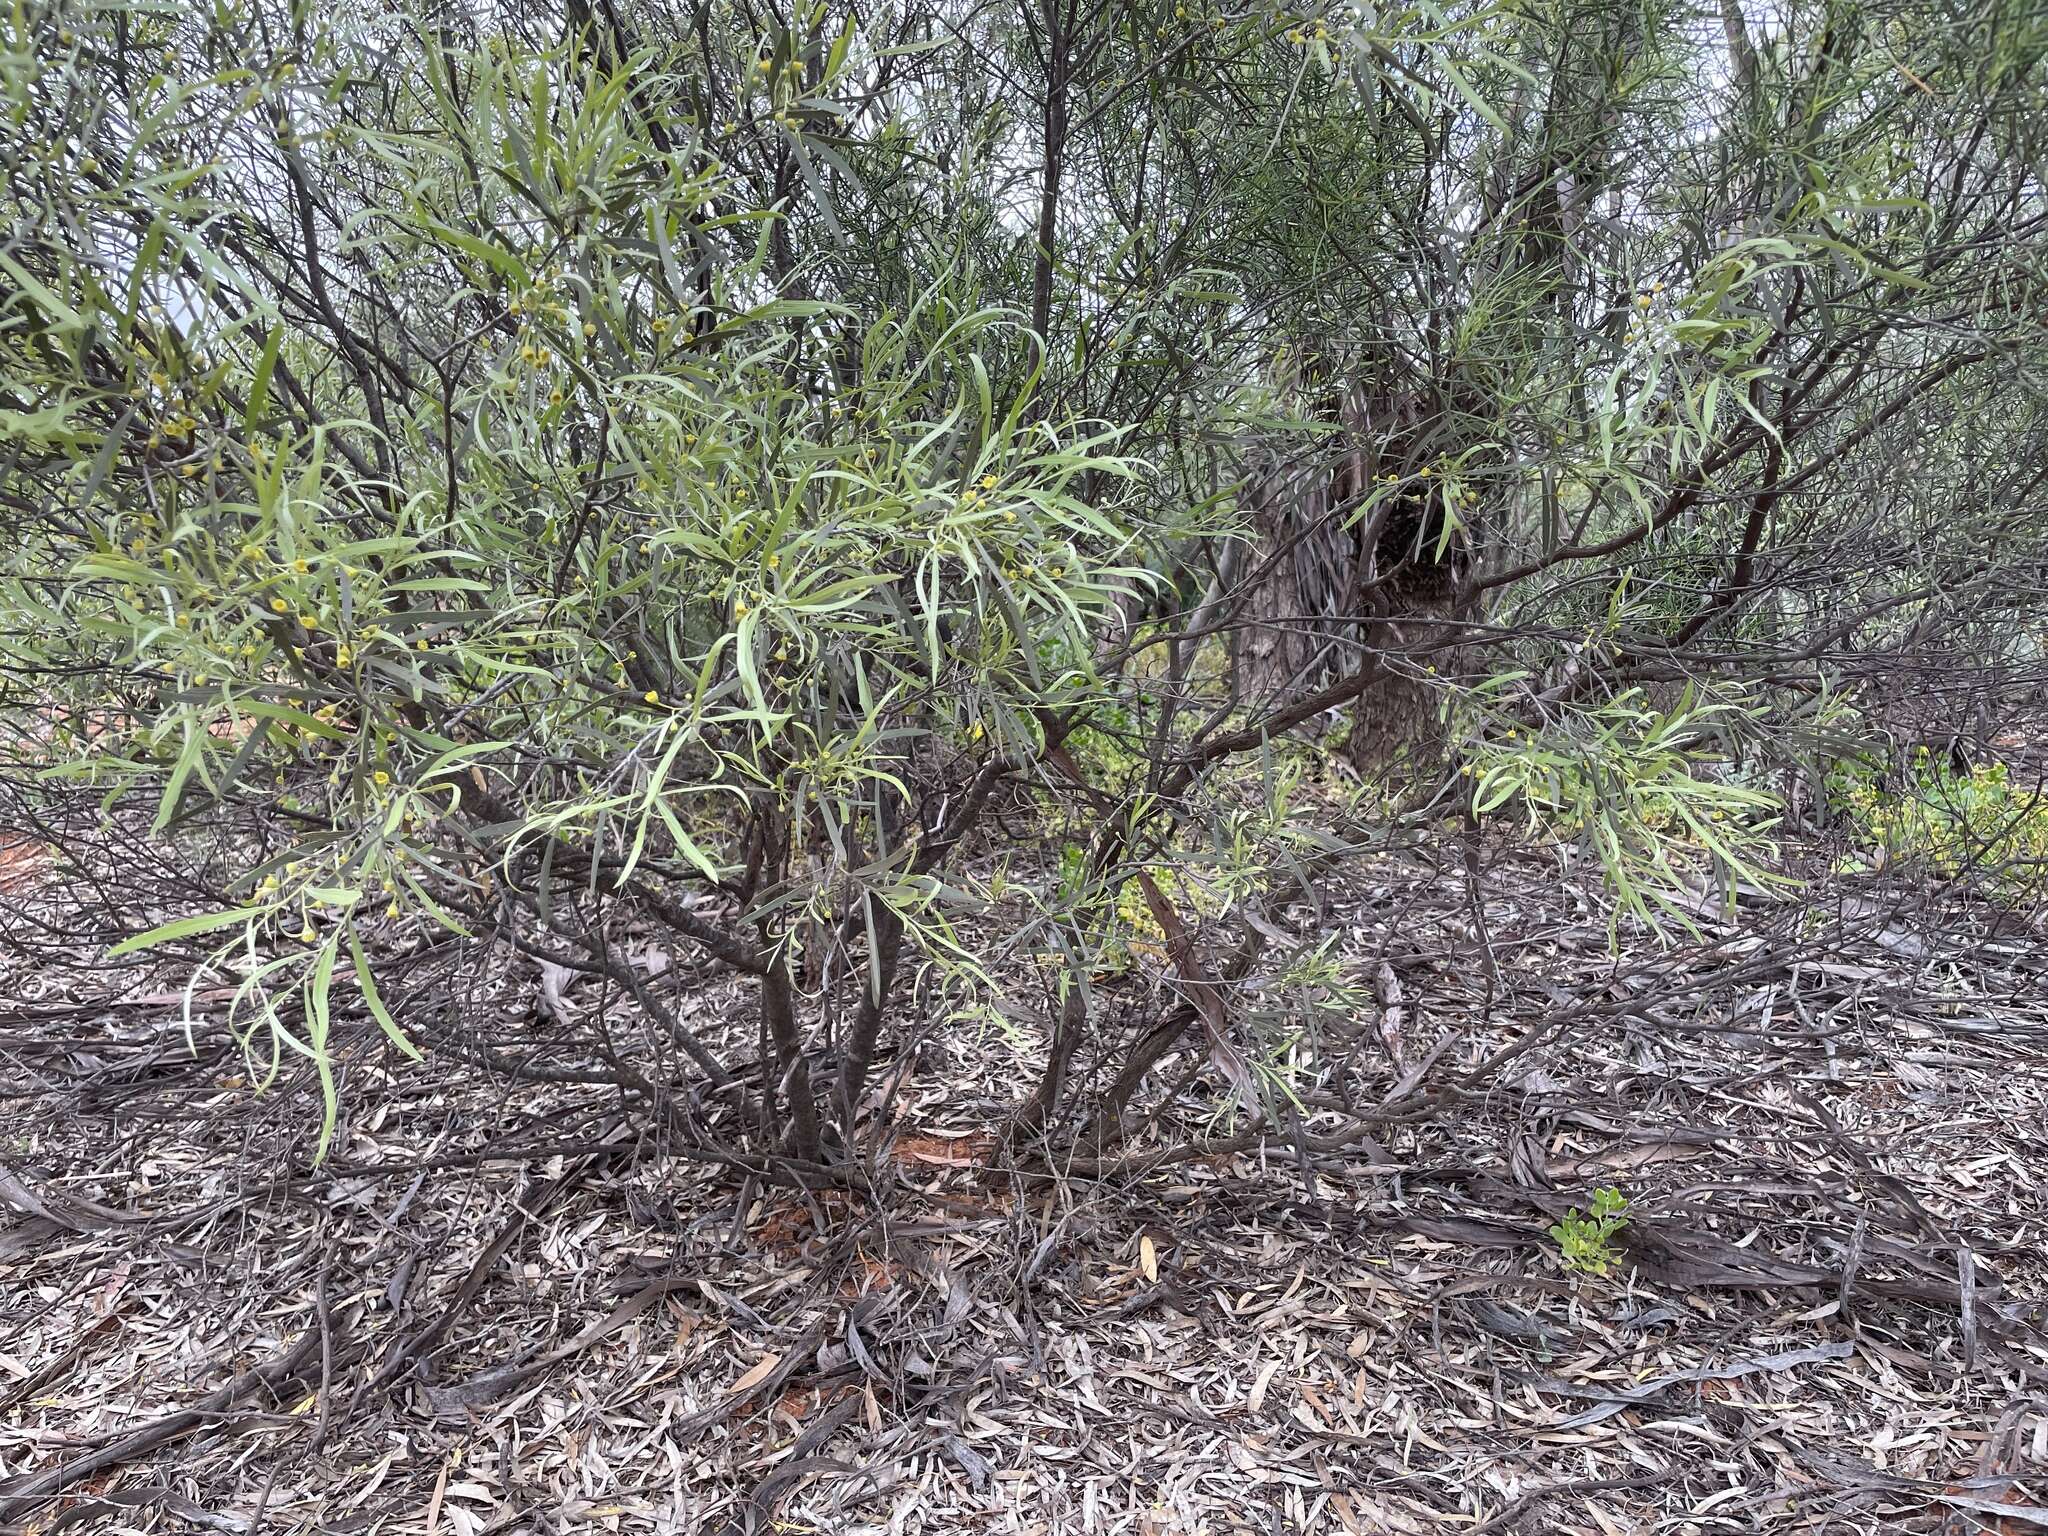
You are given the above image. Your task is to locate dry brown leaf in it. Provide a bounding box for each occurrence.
[1140,1233,1159,1282]
[730,1351,781,1396]
[1248,1358,1282,1414]
[423,1456,451,1536]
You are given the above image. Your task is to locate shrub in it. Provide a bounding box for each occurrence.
[1832,752,2048,894]
[0,14,1150,1159]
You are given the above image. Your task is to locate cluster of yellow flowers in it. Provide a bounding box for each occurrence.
[1374,465,1481,508]
[1625,280,1668,344]
[505,269,594,407]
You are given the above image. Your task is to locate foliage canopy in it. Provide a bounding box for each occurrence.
[3,0,2044,1166]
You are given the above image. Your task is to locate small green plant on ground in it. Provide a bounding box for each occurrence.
[1550,1187,1630,1276]
[1830,751,2048,892]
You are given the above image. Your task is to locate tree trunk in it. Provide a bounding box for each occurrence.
[752,806,822,1162]
[1230,367,1469,784]
[760,957,822,1163]
[1344,623,1452,780]
[833,896,905,1147]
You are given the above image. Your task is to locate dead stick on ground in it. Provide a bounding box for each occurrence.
[351,1153,606,1412]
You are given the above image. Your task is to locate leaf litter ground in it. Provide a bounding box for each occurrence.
[3,833,2046,1535]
